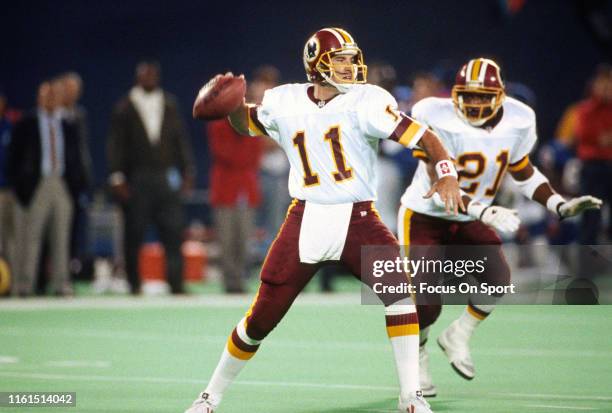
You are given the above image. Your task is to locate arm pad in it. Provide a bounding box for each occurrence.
[510,166,549,199]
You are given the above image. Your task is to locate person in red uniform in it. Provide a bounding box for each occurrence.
[207,108,263,293]
[575,64,612,246]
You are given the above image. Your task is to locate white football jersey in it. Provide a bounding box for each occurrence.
[248,83,428,204]
[400,96,537,222]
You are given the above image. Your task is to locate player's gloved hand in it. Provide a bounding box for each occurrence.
[467,201,520,234]
[557,195,602,218]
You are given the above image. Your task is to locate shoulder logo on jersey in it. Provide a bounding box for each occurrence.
[304,37,320,63]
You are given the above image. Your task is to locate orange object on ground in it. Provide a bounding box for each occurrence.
[182,241,207,281]
[139,242,207,282]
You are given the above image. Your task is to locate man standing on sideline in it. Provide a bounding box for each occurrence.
[59,72,93,277]
[207,77,266,293]
[7,81,87,296]
[0,92,17,292]
[107,61,195,295]
[575,64,612,246]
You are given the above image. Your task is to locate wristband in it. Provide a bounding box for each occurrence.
[546,193,566,216]
[435,160,458,179]
[467,200,488,220]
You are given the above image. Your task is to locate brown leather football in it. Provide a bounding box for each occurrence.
[193,74,246,120]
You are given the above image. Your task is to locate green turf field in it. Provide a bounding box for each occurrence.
[1,293,611,413]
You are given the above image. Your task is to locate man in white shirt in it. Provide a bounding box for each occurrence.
[107,61,195,295]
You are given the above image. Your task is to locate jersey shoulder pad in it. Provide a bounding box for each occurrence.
[260,83,309,117]
[357,84,396,105]
[503,96,536,128]
[411,97,454,124]
[262,83,306,105]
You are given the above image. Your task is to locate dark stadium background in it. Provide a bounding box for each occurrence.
[2,0,610,188]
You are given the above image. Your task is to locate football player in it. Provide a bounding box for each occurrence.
[186,28,465,413]
[398,57,602,397]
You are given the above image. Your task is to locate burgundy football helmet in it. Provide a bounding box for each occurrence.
[452,58,505,126]
[303,27,367,93]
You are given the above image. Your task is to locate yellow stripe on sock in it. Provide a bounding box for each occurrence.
[226,336,256,360]
[467,305,487,321]
[386,323,419,338]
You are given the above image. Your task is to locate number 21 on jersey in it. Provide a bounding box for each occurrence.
[457,150,509,197]
[292,126,353,186]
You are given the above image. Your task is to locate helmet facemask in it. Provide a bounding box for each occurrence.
[316,47,367,93]
[452,86,505,126]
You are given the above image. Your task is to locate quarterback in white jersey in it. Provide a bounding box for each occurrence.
[397,58,602,397]
[186,28,464,413]
[251,82,426,204]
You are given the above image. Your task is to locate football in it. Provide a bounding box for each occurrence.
[192,74,246,120]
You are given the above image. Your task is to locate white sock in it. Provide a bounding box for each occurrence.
[457,303,494,336]
[385,301,420,400]
[203,349,244,407]
[204,318,261,407]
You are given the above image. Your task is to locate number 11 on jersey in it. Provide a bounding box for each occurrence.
[292,126,352,187]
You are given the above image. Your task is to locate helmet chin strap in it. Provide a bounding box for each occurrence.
[321,71,356,94]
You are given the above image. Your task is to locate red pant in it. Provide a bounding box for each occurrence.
[245,200,410,341]
[398,207,511,329]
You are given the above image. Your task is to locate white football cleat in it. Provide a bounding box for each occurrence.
[184,392,216,413]
[437,321,475,380]
[419,345,437,397]
[398,391,433,413]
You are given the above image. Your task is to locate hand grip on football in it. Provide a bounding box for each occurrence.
[193,72,246,120]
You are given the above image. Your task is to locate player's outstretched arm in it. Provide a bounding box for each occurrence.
[510,159,602,218]
[227,101,249,135]
[419,129,465,215]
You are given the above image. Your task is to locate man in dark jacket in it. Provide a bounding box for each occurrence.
[7,80,87,296]
[107,61,195,294]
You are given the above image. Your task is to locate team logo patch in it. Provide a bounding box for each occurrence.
[304,37,320,63]
[440,162,451,174]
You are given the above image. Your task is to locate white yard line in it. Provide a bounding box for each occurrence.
[1,371,611,404]
[493,392,612,402]
[0,356,19,364]
[46,360,111,368]
[1,326,611,358]
[526,404,599,411]
[0,293,363,310]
